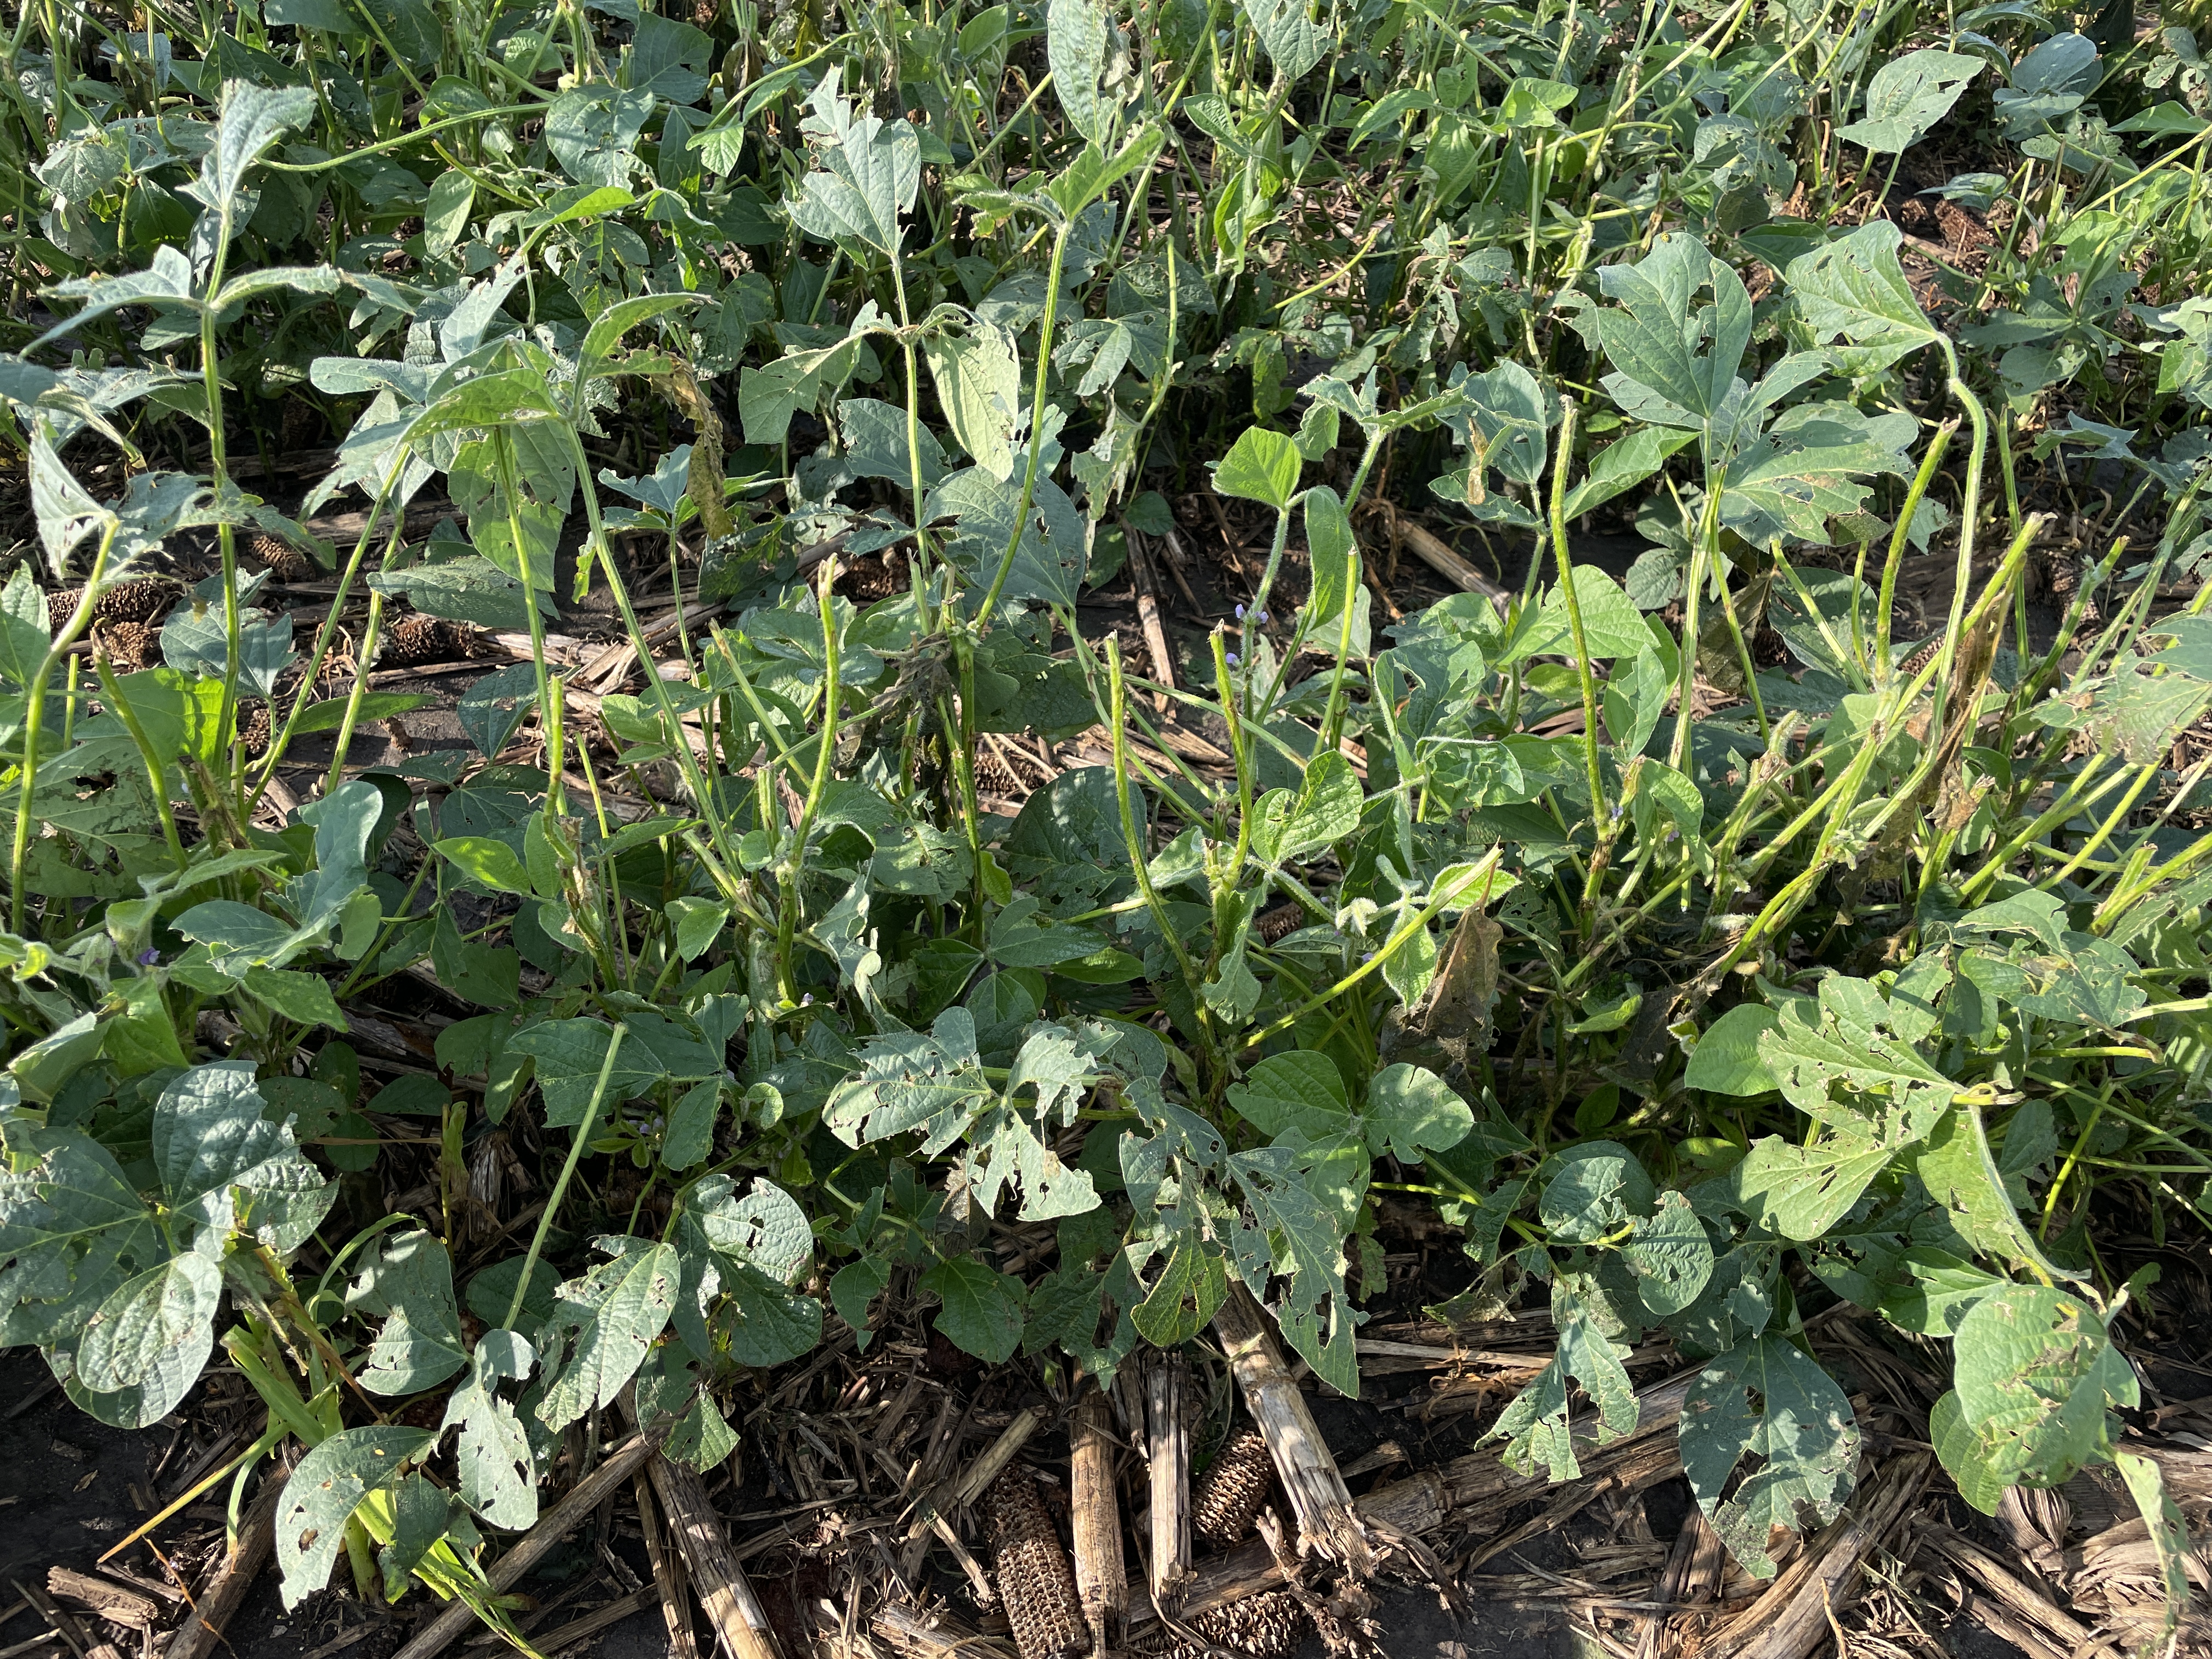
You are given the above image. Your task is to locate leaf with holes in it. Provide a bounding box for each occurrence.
[533,1237,680,1433]
[1681,1335,1860,1577]
[355,1229,469,1397]
[276,1426,435,1607]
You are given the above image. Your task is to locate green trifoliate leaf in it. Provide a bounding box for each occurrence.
[1227,1144,1362,1396]
[1947,1284,2135,1493]
[1906,1104,2079,1283]
[1623,1190,1714,1316]
[1047,0,1111,143]
[0,1127,160,1351]
[1237,0,1328,81]
[790,65,920,256]
[1209,425,1303,511]
[1836,50,1983,154]
[1490,1270,1639,1480]
[1226,1051,1352,1140]
[2115,1452,2191,1649]
[1538,1141,1656,1243]
[1785,221,1945,374]
[1594,234,1751,426]
[152,1061,326,1238]
[441,1333,538,1531]
[1250,750,1362,865]
[924,321,1023,482]
[74,1252,221,1418]
[826,1008,995,1152]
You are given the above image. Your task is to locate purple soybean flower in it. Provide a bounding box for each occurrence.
[138,947,160,966]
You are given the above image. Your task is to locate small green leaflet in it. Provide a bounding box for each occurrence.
[1226,1051,1350,1139]
[74,1253,221,1418]
[442,1331,538,1530]
[1594,234,1751,426]
[1785,222,1945,374]
[2116,1452,2191,1647]
[924,323,1022,482]
[1362,1064,1473,1163]
[790,66,920,256]
[1538,1140,1656,1243]
[1210,426,1302,512]
[1227,1144,1362,1396]
[1047,0,1111,144]
[1622,1191,1714,1317]
[1681,1336,1860,1576]
[923,1256,1026,1363]
[1944,1285,2136,1496]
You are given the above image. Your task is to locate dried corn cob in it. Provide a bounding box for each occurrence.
[1192,1430,1273,1549]
[98,620,156,672]
[239,702,272,758]
[249,532,313,581]
[1898,635,1943,678]
[985,1474,1087,1659]
[1137,1590,1311,1659]
[381,614,455,666]
[99,578,173,623]
[281,397,318,449]
[837,551,906,602]
[47,587,82,631]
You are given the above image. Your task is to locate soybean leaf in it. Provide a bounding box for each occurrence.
[1491,1271,1639,1480]
[925,324,1023,482]
[1226,1144,1362,1396]
[1907,1105,2078,1282]
[1238,0,1329,81]
[922,1256,1026,1362]
[356,1229,468,1396]
[1594,234,1751,425]
[153,1061,326,1238]
[442,1343,538,1531]
[1210,426,1302,511]
[1539,1140,1655,1243]
[1681,1336,1860,1577]
[1837,50,1983,154]
[1362,1063,1473,1163]
[74,1253,221,1419]
[534,1237,680,1432]
[1226,1051,1351,1139]
[1786,222,1946,373]
[276,1427,433,1606]
[1949,1284,2135,1491]
[1623,1191,1715,1316]
[0,1128,160,1352]
[791,66,920,255]
[2115,1452,2191,1648]
[1047,0,1110,143]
